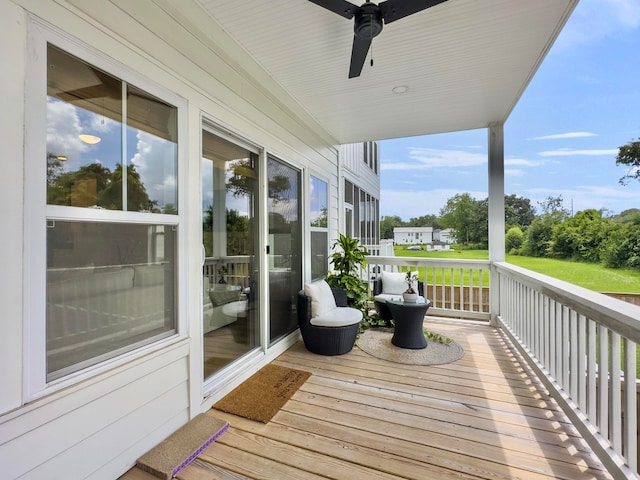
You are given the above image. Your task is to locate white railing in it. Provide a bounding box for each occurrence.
[204,256,251,289]
[362,255,640,476]
[366,256,491,321]
[495,261,640,479]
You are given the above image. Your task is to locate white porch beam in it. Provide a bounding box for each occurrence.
[488,123,505,325]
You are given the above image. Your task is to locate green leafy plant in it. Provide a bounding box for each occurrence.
[424,327,452,344]
[360,311,390,330]
[326,234,370,313]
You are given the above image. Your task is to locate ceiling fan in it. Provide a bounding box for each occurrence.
[308,0,448,78]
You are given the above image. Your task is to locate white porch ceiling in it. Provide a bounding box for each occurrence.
[196,0,577,144]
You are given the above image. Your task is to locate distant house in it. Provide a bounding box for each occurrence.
[424,228,455,250]
[393,227,433,245]
[434,228,455,244]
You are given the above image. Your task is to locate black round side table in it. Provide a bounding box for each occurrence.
[386,299,432,349]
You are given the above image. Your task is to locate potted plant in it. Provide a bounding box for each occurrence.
[402,271,419,303]
[326,234,369,312]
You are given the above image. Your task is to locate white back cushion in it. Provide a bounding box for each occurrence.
[304,280,337,318]
[381,271,406,295]
[381,271,418,294]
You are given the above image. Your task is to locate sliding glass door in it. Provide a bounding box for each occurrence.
[267,156,302,344]
[201,129,260,379]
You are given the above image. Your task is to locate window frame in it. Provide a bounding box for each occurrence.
[24,18,188,400]
[309,174,329,281]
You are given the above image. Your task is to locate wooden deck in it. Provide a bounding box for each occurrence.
[124,319,613,480]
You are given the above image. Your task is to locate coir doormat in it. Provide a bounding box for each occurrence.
[136,413,229,479]
[213,364,311,423]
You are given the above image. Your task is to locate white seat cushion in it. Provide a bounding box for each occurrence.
[304,280,337,318]
[221,300,248,318]
[310,307,362,327]
[373,293,403,303]
[374,294,427,304]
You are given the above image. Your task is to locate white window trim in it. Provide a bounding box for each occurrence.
[307,171,330,282]
[24,17,188,400]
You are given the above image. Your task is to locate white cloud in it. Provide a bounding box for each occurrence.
[538,148,619,157]
[382,147,486,171]
[130,131,178,208]
[505,169,526,177]
[46,99,88,169]
[534,132,597,140]
[505,158,545,167]
[90,112,119,133]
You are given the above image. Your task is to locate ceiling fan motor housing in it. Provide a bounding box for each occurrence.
[354,3,383,39]
[307,0,448,78]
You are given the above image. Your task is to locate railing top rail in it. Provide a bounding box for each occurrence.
[495,261,640,343]
[204,256,251,264]
[368,255,491,269]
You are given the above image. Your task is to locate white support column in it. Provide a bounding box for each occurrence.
[488,123,505,326]
[212,158,227,257]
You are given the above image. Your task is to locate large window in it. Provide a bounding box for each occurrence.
[362,141,378,173]
[310,175,328,280]
[344,179,379,245]
[44,44,179,381]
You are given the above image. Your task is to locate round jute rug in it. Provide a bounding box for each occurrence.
[356,328,464,365]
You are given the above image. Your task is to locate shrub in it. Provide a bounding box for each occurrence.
[601,222,640,269]
[505,226,524,254]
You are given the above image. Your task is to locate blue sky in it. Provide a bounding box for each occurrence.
[379,0,640,220]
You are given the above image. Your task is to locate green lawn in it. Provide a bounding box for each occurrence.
[393,247,640,294]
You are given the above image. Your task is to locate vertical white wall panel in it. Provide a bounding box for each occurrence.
[0,0,26,414]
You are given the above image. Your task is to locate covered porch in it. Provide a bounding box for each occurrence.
[123,254,639,479]
[124,0,637,476]
[4,0,639,478]
[124,318,612,479]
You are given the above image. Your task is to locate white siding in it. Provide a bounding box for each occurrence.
[340,143,379,198]
[0,0,26,414]
[1,345,189,479]
[0,0,343,477]
[338,142,380,245]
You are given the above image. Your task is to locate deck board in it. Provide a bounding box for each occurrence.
[122,319,612,480]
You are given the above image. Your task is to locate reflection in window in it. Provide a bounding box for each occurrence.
[310,176,328,280]
[310,176,328,228]
[201,129,260,379]
[46,221,176,381]
[268,156,302,343]
[46,44,178,213]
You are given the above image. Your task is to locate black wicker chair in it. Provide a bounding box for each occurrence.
[297,287,361,355]
[372,276,424,321]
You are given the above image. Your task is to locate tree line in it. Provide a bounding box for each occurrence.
[381,193,640,270]
[380,193,536,245]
